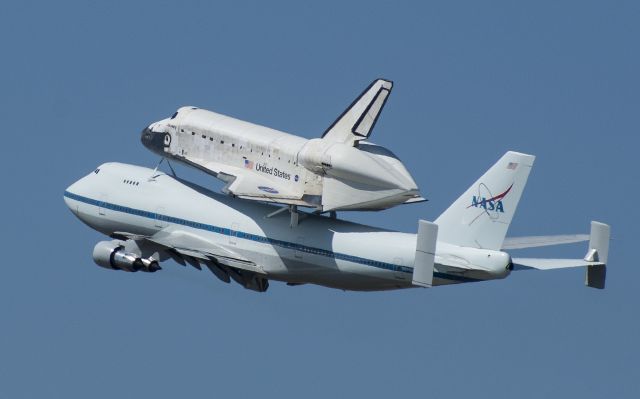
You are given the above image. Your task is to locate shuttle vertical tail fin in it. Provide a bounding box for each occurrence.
[435,152,535,250]
[322,79,392,146]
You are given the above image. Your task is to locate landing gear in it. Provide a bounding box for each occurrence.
[148,157,177,181]
[265,205,307,227]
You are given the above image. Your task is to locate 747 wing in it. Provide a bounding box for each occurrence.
[112,226,269,292]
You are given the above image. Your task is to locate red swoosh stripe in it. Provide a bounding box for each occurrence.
[467,184,513,209]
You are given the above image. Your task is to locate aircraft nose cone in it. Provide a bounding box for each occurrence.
[141,126,168,156]
[141,126,153,147]
[64,181,81,216]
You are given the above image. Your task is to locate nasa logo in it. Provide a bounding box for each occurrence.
[294,175,299,182]
[471,196,505,212]
[258,186,279,194]
[468,184,513,213]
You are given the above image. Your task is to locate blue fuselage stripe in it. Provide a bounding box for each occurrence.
[64,191,480,283]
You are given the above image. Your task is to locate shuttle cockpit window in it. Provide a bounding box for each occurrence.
[170,111,179,119]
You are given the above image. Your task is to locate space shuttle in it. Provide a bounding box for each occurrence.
[141,79,425,212]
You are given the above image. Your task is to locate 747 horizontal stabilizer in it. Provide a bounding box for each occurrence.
[511,221,610,289]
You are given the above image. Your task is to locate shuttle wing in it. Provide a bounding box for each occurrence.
[223,170,302,202]
[322,79,393,146]
[181,155,306,204]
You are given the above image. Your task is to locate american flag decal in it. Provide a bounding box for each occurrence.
[244,159,254,169]
[507,162,518,170]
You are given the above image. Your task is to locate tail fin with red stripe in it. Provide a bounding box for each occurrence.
[435,152,535,250]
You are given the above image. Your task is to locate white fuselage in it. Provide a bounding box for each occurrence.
[64,163,510,291]
[142,107,422,211]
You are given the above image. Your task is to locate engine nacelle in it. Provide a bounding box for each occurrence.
[92,241,161,272]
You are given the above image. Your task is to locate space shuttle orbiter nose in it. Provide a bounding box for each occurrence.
[141,116,175,158]
[141,126,165,157]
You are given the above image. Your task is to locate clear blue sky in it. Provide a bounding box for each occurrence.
[1,1,638,397]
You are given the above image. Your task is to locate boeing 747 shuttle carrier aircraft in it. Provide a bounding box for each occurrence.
[64,151,610,292]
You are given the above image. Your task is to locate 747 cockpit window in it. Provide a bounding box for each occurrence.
[94,168,100,174]
[170,111,179,119]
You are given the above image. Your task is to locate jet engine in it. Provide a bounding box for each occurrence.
[92,241,161,272]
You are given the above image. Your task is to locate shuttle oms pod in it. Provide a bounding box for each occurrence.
[141,79,425,212]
